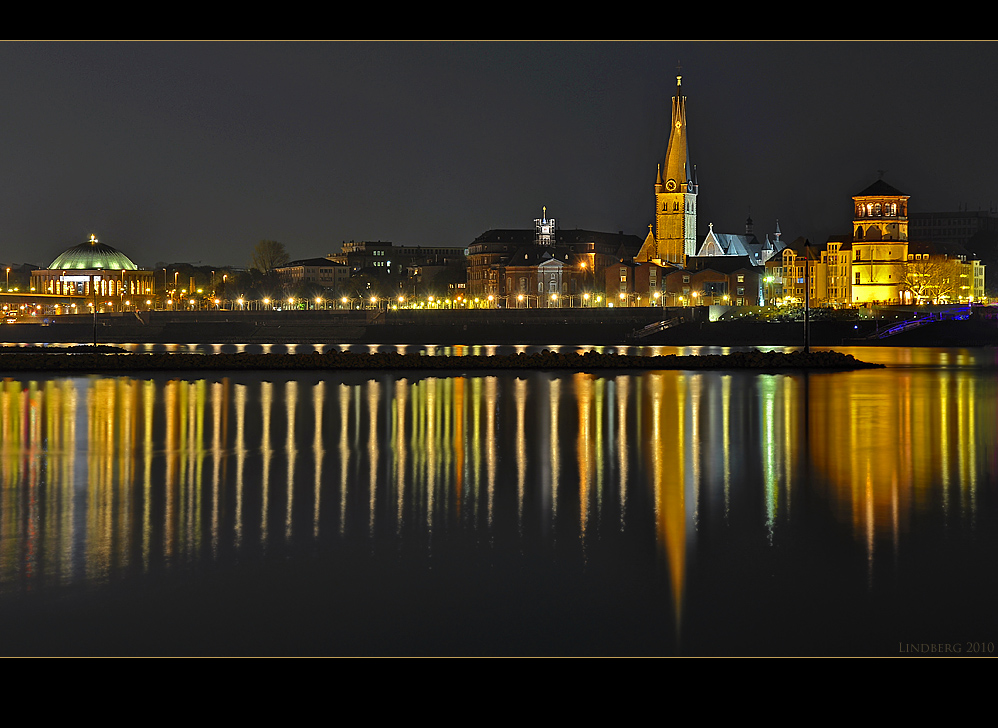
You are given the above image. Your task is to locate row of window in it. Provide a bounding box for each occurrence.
[856,202,902,217]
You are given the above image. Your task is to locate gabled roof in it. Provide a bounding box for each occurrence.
[855,179,907,198]
[696,223,785,266]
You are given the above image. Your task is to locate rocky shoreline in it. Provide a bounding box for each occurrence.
[0,348,882,373]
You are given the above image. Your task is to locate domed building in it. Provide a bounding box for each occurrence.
[31,234,155,302]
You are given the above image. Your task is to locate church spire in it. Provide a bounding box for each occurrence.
[637,70,697,267]
[661,73,693,195]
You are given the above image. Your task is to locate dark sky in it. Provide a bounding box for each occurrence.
[2,41,996,270]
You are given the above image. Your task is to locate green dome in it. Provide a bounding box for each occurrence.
[49,235,138,271]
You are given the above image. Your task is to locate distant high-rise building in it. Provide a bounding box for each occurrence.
[636,74,697,267]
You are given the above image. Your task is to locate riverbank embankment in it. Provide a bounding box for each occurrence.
[2,306,995,347]
[0,348,882,373]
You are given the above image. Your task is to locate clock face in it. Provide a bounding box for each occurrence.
[666,179,677,192]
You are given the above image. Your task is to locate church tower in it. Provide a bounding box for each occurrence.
[637,73,698,266]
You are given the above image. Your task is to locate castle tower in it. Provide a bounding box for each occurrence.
[850,178,909,304]
[637,74,698,266]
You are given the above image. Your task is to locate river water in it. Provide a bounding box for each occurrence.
[0,345,995,656]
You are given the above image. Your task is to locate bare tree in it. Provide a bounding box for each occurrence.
[251,240,290,273]
[900,256,958,303]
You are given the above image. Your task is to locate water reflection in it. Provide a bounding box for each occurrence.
[0,365,995,652]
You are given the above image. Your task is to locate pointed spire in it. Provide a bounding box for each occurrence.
[661,71,691,193]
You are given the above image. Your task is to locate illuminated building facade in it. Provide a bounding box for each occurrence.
[275,258,351,290]
[821,236,852,306]
[851,179,909,304]
[636,74,698,267]
[467,210,642,305]
[904,241,985,303]
[30,234,155,302]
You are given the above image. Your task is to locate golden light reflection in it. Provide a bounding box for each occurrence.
[808,368,992,558]
[644,372,687,634]
[0,367,991,603]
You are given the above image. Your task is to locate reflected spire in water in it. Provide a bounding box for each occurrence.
[647,373,687,638]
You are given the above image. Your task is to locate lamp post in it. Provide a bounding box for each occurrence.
[92,267,101,347]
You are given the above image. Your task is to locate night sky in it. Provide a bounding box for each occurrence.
[2,41,996,270]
